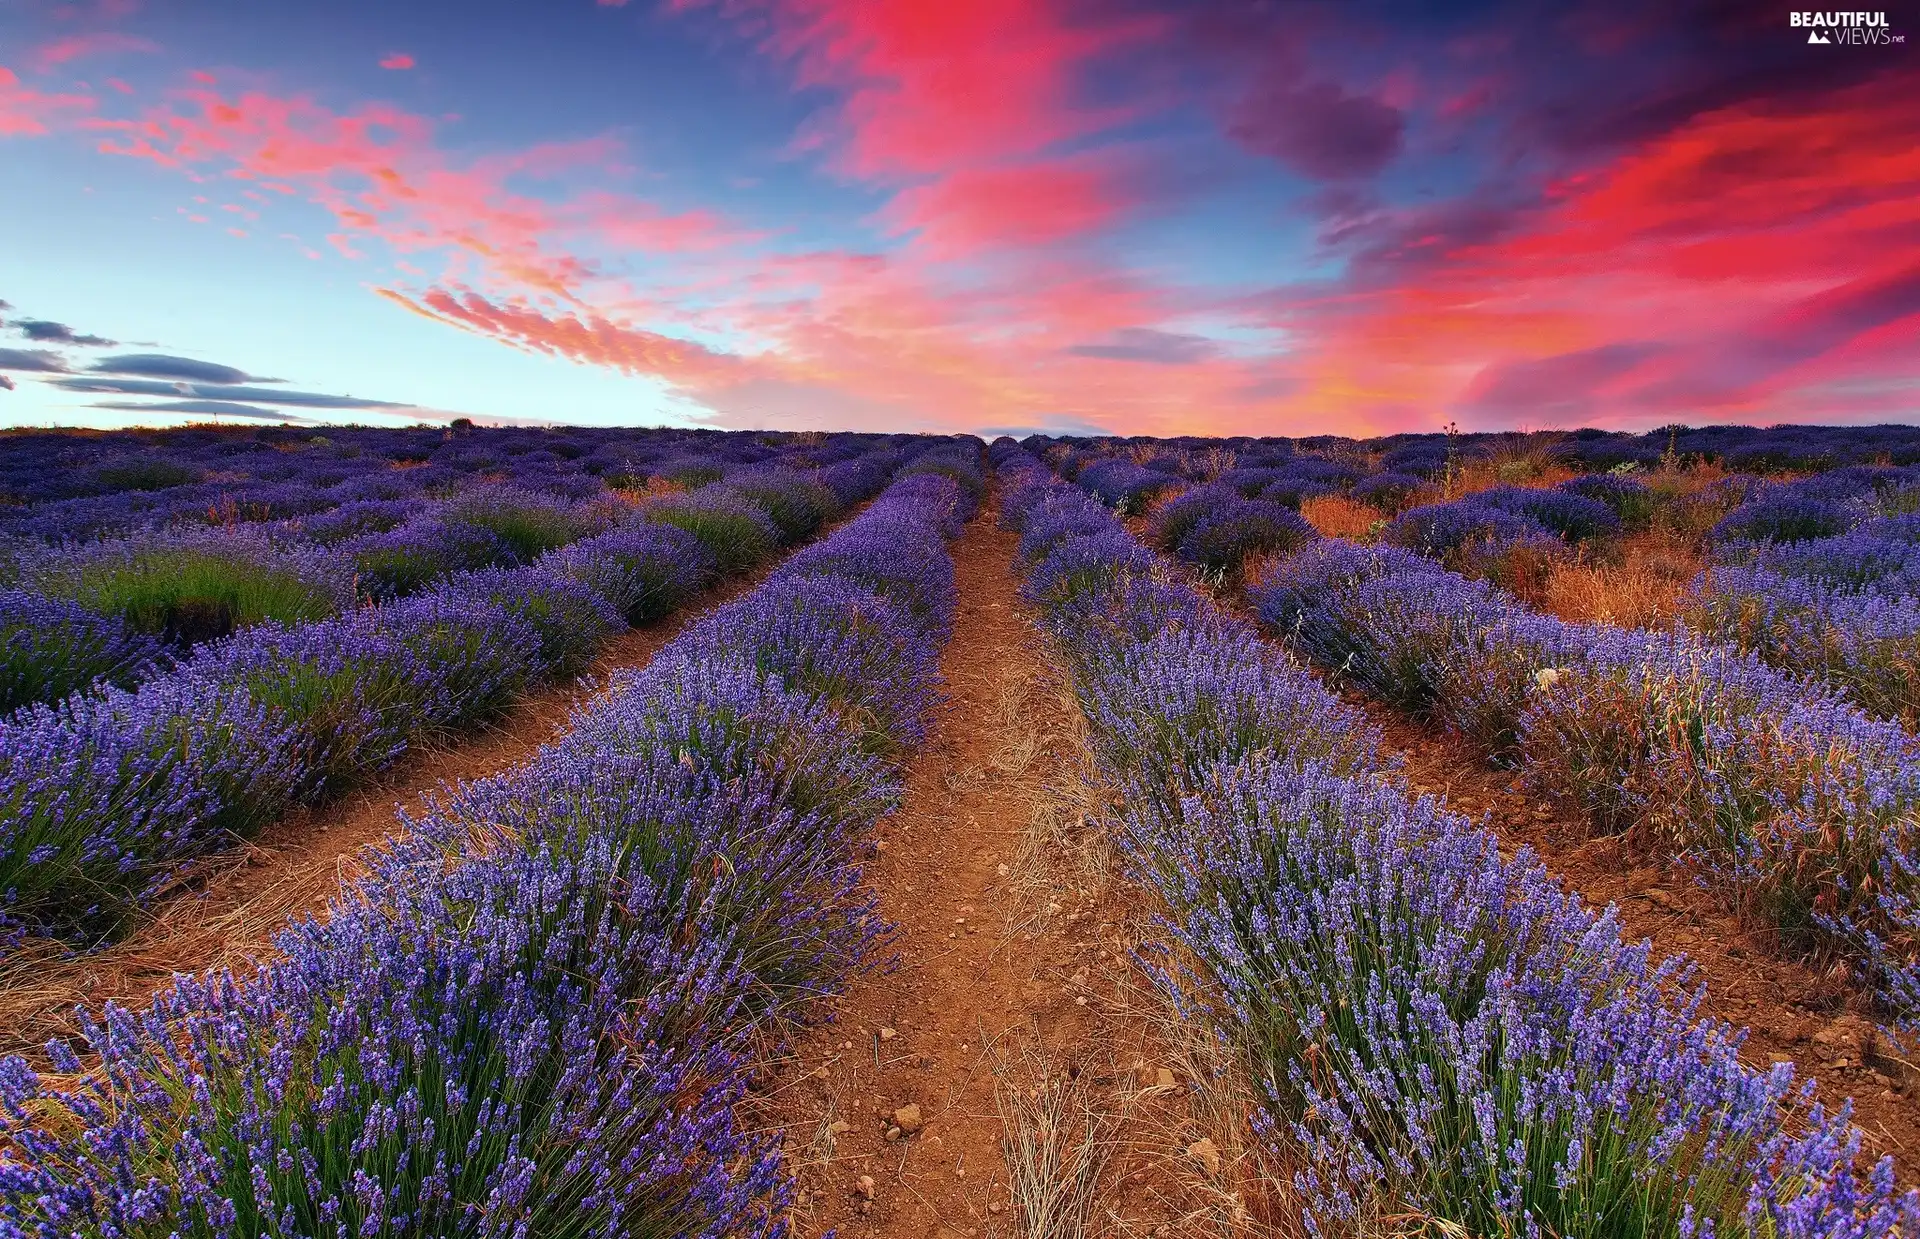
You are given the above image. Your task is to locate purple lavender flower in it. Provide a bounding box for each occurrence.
[538,523,716,625]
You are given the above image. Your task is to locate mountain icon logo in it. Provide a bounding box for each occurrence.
[1808,28,1830,41]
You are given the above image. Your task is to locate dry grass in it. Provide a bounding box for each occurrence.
[1299,495,1380,540]
[1538,530,1705,627]
[1003,706,1290,1237]
[1008,637,1292,1238]
[1188,447,1239,481]
[990,1037,1119,1239]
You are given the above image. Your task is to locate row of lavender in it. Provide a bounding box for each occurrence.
[1050,439,1920,1040]
[1363,465,1920,727]
[1254,532,1920,1032]
[0,424,881,519]
[1045,422,1920,496]
[0,448,909,946]
[2,432,905,714]
[0,447,982,1237]
[994,440,1915,1238]
[1692,470,1920,728]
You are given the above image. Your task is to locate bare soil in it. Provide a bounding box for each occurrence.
[758,513,1272,1239]
[0,561,783,1062]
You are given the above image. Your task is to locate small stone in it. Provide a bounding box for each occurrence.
[812,1067,829,1079]
[1186,1137,1221,1177]
[996,863,1009,876]
[1154,1067,1177,1090]
[828,1120,852,1134]
[875,840,889,851]
[988,1202,1002,1215]
[855,1175,876,1200]
[893,1103,923,1134]
[879,1027,897,1041]
[885,1126,902,1141]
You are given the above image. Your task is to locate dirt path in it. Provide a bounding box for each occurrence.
[0,560,786,1062]
[1340,691,1920,1181]
[761,514,1263,1239]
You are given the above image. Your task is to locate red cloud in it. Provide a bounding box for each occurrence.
[379,53,415,70]
[679,0,1158,180]
[1269,72,1920,432]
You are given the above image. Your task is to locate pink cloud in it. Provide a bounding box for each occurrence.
[674,0,1159,180]
[29,31,157,72]
[0,65,94,136]
[882,159,1130,259]
[379,52,415,70]
[379,286,742,383]
[87,82,742,301]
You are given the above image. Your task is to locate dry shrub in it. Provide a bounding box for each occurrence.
[1299,495,1379,540]
[1540,530,1703,627]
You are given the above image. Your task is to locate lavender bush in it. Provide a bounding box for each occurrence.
[0,590,168,714]
[19,527,356,646]
[1684,565,1920,725]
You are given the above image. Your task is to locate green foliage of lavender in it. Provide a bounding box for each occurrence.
[24,530,356,646]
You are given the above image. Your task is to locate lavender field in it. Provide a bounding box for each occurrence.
[2,421,1919,1237]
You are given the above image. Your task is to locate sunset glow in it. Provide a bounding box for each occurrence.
[2,0,1914,434]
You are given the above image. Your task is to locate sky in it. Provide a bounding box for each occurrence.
[0,0,1915,438]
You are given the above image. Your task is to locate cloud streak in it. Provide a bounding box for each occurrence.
[14,319,117,346]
